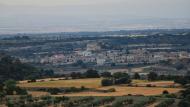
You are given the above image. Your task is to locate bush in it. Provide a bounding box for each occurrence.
[162,90,169,94]
[107,88,116,92]
[146,84,152,87]
[81,86,86,90]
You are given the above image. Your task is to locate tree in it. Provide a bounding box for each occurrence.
[0,92,5,101]
[84,69,99,78]
[115,77,131,84]
[0,55,40,82]
[133,73,140,79]
[70,72,78,79]
[112,72,131,84]
[147,72,158,81]
[113,72,129,79]
[4,79,17,95]
[174,77,188,85]
[100,72,112,78]
[101,79,113,86]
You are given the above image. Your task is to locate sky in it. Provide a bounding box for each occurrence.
[0,0,190,34]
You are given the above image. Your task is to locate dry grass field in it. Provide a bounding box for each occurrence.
[19,78,183,97]
[19,78,102,88]
[60,86,182,96]
[132,80,180,87]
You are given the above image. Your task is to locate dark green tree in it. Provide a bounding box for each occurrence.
[100,72,112,78]
[84,69,99,78]
[133,72,140,79]
[147,72,158,81]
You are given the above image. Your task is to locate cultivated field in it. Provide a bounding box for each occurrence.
[132,80,180,87]
[61,86,182,96]
[19,78,102,88]
[19,78,183,97]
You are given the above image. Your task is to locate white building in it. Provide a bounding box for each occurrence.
[97,58,106,65]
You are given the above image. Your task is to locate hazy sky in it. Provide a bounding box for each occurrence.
[0,0,190,33]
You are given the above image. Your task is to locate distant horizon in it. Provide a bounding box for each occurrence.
[0,0,190,34]
[0,28,190,36]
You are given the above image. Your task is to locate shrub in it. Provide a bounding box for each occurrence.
[28,79,36,83]
[163,90,169,94]
[81,86,86,90]
[107,88,116,92]
[146,84,152,87]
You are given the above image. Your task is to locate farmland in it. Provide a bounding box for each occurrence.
[19,78,102,88]
[18,78,183,97]
[61,86,182,96]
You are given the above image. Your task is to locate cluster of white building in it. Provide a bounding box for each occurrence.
[36,43,190,66]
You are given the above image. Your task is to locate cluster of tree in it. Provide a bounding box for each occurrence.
[178,87,190,107]
[0,54,54,83]
[174,76,190,86]
[69,69,99,79]
[0,79,27,101]
[101,72,131,86]
[155,99,175,107]
[69,70,131,86]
